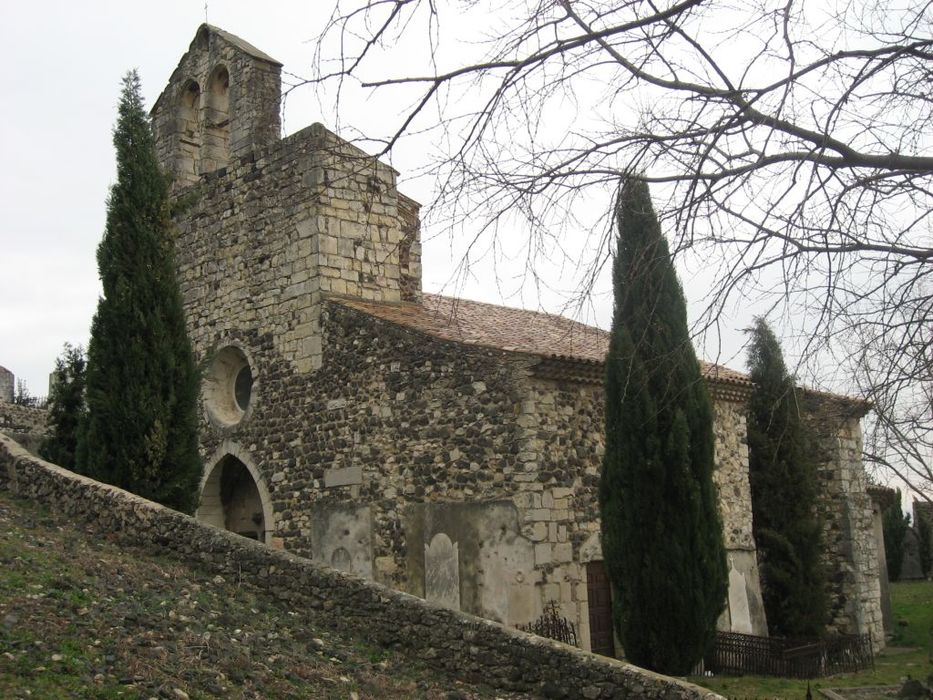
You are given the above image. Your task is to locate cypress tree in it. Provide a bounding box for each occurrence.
[78,71,202,513]
[600,176,727,674]
[917,512,932,579]
[40,343,87,469]
[881,492,910,582]
[746,318,828,636]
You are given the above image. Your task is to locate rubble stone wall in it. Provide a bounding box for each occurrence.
[0,366,13,403]
[173,122,409,376]
[807,400,884,649]
[0,403,47,454]
[0,434,722,700]
[193,298,770,646]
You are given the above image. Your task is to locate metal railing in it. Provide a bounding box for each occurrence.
[707,630,874,678]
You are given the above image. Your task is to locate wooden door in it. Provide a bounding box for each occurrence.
[586,560,615,657]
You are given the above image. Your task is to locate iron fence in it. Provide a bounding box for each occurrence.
[517,600,578,647]
[706,630,873,678]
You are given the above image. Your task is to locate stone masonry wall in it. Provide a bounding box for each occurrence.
[0,434,722,700]
[307,128,406,306]
[709,398,768,636]
[0,366,13,403]
[195,301,531,585]
[398,193,422,302]
[806,399,884,649]
[711,400,755,553]
[194,297,769,647]
[518,376,605,640]
[152,25,282,188]
[174,122,407,375]
[0,403,47,455]
[174,124,321,374]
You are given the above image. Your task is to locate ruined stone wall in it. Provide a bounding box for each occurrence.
[0,403,47,454]
[807,400,884,648]
[0,366,13,403]
[0,434,722,700]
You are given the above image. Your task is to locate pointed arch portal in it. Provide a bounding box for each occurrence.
[197,446,273,545]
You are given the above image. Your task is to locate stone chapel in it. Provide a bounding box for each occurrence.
[151,25,885,655]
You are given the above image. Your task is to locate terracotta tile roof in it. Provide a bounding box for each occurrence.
[331,293,752,388]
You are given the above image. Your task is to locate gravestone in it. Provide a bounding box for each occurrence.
[727,560,754,634]
[425,532,460,610]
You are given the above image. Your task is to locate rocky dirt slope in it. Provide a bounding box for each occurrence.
[0,492,533,699]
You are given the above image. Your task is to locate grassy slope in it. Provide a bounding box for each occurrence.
[0,492,531,700]
[689,582,933,699]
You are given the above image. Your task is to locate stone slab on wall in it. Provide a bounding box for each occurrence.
[719,550,768,636]
[324,466,362,487]
[0,434,723,700]
[310,502,374,579]
[870,502,894,634]
[407,500,538,626]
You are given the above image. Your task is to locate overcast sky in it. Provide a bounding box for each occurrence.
[0,2,338,394]
[1,0,756,396]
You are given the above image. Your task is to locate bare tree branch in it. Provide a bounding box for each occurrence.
[310,0,933,493]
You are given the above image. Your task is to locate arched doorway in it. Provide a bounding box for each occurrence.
[197,451,272,544]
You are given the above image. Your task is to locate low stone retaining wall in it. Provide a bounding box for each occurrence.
[0,433,721,700]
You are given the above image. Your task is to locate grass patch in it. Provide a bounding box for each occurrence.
[689,581,933,698]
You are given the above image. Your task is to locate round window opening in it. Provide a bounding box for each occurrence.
[234,365,253,412]
[204,346,255,427]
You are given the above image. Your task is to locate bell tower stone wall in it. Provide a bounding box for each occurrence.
[162,26,420,382]
[152,24,282,188]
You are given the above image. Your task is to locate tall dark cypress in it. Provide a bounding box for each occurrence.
[40,343,87,469]
[600,176,727,674]
[78,71,202,513]
[746,318,828,636]
[880,491,910,583]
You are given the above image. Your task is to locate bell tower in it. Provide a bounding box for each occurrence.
[151,24,282,188]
